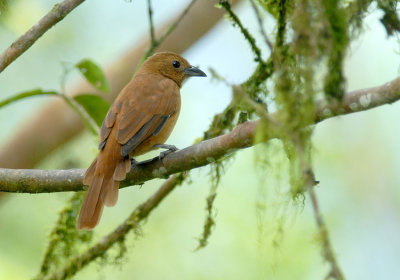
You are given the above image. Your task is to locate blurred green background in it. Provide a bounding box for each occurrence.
[1,0,400,279]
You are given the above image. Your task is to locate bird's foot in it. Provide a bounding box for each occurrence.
[130,157,139,170]
[153,144,179,160]
[131,158,138,166]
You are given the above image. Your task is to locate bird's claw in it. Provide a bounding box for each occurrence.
[153,144,179,160]
[130,158,139,170]
[131,158,138,166]
[159,150,171,160]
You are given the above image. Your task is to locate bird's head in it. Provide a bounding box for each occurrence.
[140,52,206,87]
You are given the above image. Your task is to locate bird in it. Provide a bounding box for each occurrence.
[77,52,206,230]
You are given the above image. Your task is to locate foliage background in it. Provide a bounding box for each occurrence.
[0,0,400,279]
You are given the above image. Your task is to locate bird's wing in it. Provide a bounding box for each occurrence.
[98,101,121,150]
[116,77,179,156]
[120,113,171,157]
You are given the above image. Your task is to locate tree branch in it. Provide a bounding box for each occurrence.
[309,184,345,279]
[42,173,186,280]
[249,0,273,51]
[218,0,264,63]
[0,0,86,73]
[1,76,400,193]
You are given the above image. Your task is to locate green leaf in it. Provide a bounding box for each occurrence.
[76,59,110,93]
[0,89,58,108]
[73,94,110,127]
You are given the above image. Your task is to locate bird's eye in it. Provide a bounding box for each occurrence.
[172,60,180,68]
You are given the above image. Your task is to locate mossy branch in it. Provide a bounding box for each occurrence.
[218,0,264,63]
[321,0,349,100]
[1,75,400,193]
[36,193,92,279]
[345,0,374,33]
[0,0,86,73]
[249,0,273,51]
[42,173,187,280]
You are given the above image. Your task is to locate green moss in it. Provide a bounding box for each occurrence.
[257,0,294,21]
[195,192,217,250]
[321,0,349,100]
[276,0,290,48]
[218,0,264,63]
[271,0,317,198]
[238,111,249,124]
[346,0,374,35]
[35,193,93,279]
[378,0,400,36]
[196,156,234,250]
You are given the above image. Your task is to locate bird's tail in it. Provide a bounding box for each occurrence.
[77,153,131,230]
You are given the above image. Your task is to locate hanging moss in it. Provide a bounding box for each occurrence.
[196,154,235,250]
[346,0,374,35]
[321,0,349,100]
[257,0,294,21]
[272,0,318,197]
[195,191,217,250]
[378,0,400,36]
[35,193,93,279]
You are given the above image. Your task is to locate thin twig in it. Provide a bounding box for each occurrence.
[42,173,186,280]
[309,186,345,279]
[60,94,99,135]
[0,90,58,108]
[2,75,400,193]
[275,0,288,49]
[141,0,198,62]
[294,139,345,279]
[218,0,264,63]
[0,0,85,73]
[59,63,100,135]
[249,0,273,51]
[0,88,99,134]
[147,0,156,47]
[155,0,197,47]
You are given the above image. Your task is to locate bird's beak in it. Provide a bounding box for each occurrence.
[184,66,207,77]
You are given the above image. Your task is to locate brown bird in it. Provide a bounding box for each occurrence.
[77,52,206,230]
